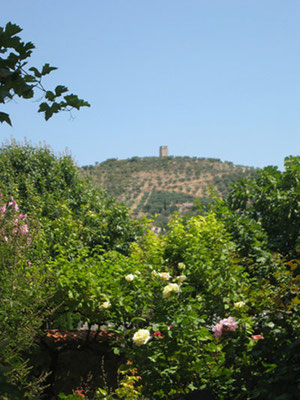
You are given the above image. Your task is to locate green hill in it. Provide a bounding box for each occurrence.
[81,156,257,225]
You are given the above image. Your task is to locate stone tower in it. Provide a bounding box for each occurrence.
[159,146,168,157]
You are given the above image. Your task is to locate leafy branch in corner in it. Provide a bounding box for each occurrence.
[0,22,90,126]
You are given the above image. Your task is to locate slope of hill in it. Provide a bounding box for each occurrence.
[82,156,257,225]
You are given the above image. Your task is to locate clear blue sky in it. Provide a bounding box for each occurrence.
[1,0,299,169]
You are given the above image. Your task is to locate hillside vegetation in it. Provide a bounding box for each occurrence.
[82,156,257,224]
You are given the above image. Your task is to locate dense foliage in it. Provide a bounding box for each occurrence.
[47,212,299,399]
[0,141,142,257]
[0,146,299,399]
[228,156,300,259]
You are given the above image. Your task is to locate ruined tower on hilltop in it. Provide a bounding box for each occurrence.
[159,145,168,157]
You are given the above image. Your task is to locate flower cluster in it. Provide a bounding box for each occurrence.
[149,267,186,298]
[0,196,30,243]
[212,316,238,338]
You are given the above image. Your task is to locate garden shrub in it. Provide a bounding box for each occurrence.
[0,194,53,399]
[51,211,299,399]
[0,140,142,258]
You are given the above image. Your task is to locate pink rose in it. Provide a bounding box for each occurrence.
[212,317,238,338]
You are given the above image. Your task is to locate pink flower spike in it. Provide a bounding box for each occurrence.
[4,236,8,242]
[0,204,6,214]
[20,225,29,235]
[252,334,264,340]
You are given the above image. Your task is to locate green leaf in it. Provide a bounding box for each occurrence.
[38,102,51,116]
[28,67,41,78]
[24,75,37,83]
[45,90,56,102]
[4,22,22,37]
[197,327,212,341]
[41,63,57,76]
[97,388,108,396]
[64,94,90,109]
[131,316,147,323]
[188,383,197,391]
[55,85,68,97]
[0,111,12,126]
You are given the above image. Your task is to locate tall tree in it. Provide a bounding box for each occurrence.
[227,156,300,259]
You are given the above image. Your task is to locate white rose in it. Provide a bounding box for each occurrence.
[125,274,136,281]
[234,301,246,309]
[132,329,151,346]
[176,275,187,284]
[163,283,181,298]
[101,301,111,309]
[178,262,186,270]
[158,272,171,281]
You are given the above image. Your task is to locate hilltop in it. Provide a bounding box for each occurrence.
[81,156,257,225]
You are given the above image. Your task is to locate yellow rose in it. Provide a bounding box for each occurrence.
[132,329,151,346]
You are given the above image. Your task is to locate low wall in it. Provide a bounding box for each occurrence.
[32,330,121,398]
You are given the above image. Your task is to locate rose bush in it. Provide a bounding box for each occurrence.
[50,210,299,399]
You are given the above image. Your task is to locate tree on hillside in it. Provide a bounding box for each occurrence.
[0,22,90,126]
